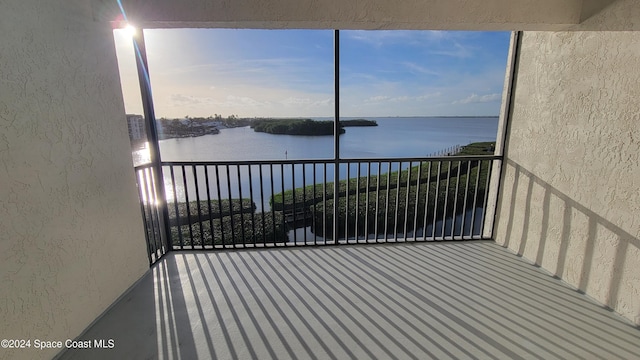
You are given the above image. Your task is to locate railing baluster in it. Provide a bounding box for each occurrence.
[169,166,183,249]
[364,162,371,243]
[323,163,327,244]
[151,169,163,255]
[237,165,246,246]
[181,165,194,248]
[292,163,297,245]
[375,161,381,243]
[226,165,236,248]
[413,162,422,241]
[136,169,154,264]
[451,160,462,240]
[270,164,276,245]
[422,161,432,240]
[441,160,453,239]
[432,161,442,239]
[480,160,494,239]
[152,170,167,254]
[384,161,391,243]
[259,165,266,245]
[147,168,162,259]
[460,160,472,239]
[393,162,402,241]
[280,164,287,247]
[214,165,225,247]
[355,162,360,242]
[142,169,159,260]
[248,165,256,247]
[470,160,482,238]
[345,162,350,242]
[313,163,318,245]
[302,163,307,245]
[403,161,412,241]
[204,165,214,248]
[193,165,205,248]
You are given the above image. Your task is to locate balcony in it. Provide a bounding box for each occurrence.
[59,241,640,359]
[82,146,639,360]
[6,2,640,360]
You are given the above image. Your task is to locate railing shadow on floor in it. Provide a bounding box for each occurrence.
[58,242,640,359]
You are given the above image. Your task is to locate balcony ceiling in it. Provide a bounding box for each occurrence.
[97,0,626,31]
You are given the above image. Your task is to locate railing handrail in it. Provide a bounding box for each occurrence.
[158,154,501,167]
[133,162,154,171]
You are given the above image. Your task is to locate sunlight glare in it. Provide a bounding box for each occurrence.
[124,24,137,38]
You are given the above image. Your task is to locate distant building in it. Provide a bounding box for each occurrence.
[126,114,146,142]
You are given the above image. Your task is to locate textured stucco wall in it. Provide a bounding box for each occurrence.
[494,31,640,325]
[0,1,150,359]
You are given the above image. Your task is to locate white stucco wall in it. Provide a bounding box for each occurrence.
[0,1,150,359]
[494,31,640,325]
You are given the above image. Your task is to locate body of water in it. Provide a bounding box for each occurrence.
[156,117,498,161]
[137,117,497,209]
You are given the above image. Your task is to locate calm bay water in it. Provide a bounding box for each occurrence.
[136,117,498,212]
[157,117,498,161]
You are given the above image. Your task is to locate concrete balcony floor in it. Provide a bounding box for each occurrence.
[59,241,640,359]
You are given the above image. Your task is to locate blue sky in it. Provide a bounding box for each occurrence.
[113,29,510,118]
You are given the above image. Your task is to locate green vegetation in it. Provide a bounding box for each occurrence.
[270,160,462,210]
[155,116,384,138]
[311,161,490,238]
[455,141,496,156]
[167,199,255,226]
[165,198,288,246]
[157,114,251,139]
[340,119,378,127]
[270,141,495,238]
[171,212,288,247]
[251,118,346,136]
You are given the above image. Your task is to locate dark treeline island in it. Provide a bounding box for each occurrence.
[252,118,344,136]
[165,141,495,246]
[155,115,378,139]
[340,119,378,127]
[157,115,249,139]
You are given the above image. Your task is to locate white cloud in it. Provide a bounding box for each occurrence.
[402,62,439,76]
[430,42,473,58]
[224,95,269,107]
[390,96,411,103]
[347,31,416,47]
[170,94,214,106]
[415,92,442,101]
[310,98,334,107]
[170,93,271,109]
[281,97,312,106]
[363,92,441,104]
[347,30,460,48]
[453,93,502,104]
[364,95,391,103]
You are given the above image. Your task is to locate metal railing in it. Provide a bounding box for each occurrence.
[134,163,169,264]
[135,155,499,250]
